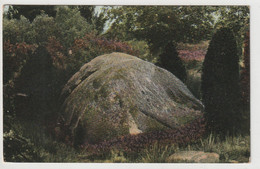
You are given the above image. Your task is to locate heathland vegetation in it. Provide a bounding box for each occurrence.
[3,5,249,162]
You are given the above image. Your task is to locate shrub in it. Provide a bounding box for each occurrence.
[6,5,57,22]
[3,129,42,162]
[156,42,187,82]
[240,31,250,107]
[239,31,250,134]
[201,27,241,136]
[3,41,37,84]
[13,46,56,120]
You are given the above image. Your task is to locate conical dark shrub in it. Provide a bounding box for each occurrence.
[14,46,59,121]
[201,27,241,136]
[157,42,187,82]
[240,31,250,107]
[240,31,250,134]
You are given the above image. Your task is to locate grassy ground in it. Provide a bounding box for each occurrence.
[24,132,249,163]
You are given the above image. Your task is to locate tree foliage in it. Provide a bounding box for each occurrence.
[105,6,215,54]
[6,5,57,22]
[215,6,249,36]
[6,5,108,35]
[214,6,249,57]
[69,6,95,22]
[3,16,32,44]
[54,7,94,49]
[201,27,241,136]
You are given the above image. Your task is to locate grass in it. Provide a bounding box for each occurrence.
[35,133,251,163]
[5,115,250,163]
[199,134,250,163]
[137,142,177,163]
[84,134,250,163]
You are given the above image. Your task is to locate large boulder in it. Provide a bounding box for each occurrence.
[58,52,204,144]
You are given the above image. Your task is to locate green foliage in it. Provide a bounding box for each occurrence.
[68,5,108,35]
[69,6,95,23]
[4,129,42,162]
[185,69,202,100]
[3,6,95,80]
[138,142,177,163]
[198,134,250,163]
[92,10,109,34]
[214,6,249,57]
[156,42,187,82]
[201,27,241,136]
[55,6,93,49]
[31,13,57,44]
[3,16,33,44]
[3,112,43,162]
[105,6,215,54]
[215,6,249,32]
[127,40,155,62]
[6,5,57,22]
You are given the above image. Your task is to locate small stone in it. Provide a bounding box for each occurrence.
[167,151,219,163]
[229,160,239,163]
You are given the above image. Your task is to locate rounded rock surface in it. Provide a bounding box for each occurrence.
[59,52,204,144]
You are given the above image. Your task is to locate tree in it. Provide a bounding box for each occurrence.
[215,6,249,37]
[3,16,33,44]
[201,27,241,136]
[105,6,215,54]
[69,6,95,23]
[6,5,107,35]
[156,41,187,82]
[6,5,57,22]
[73,6,109,35]
[54,6,94,50]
